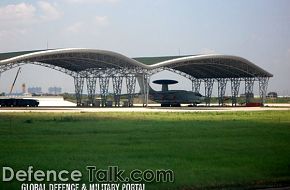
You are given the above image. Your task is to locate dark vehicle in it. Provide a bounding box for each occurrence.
[0,98,39,107]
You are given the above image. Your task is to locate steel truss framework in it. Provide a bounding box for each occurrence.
[0,61,78,77]
[77,68,146,107]
[258,77,269,105]
[217,78,227,106]
[125,74,136,107]
[0,49,272,107]
[74,73,84,106]
[245,77,255,104]
[86,77,97,106]
[231,78,241,106]
[144,73,151,107]
[192,78,202,93]
[163,68,270,106]
[204,78,215,106]
[112,75,123,107]
[99,76,110,107]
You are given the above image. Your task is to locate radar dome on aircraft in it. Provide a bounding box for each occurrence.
[153,79,178,91]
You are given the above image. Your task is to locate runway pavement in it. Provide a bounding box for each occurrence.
[0,105,289,113]
[1,96,289,112]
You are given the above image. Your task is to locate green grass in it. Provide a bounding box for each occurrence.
[0,111,290,190]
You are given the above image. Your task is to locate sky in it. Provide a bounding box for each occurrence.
[0,0,290,95]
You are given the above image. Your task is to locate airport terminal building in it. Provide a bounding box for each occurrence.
[0,48,273,107]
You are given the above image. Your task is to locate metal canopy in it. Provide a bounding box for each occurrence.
[0,48,273,107]
[0,49,145,73]
[150,55,273,78]
[0,48,273,78]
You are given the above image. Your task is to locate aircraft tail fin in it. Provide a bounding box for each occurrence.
[148,84,155,94]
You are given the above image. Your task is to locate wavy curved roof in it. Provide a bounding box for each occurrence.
[0,48,273,78]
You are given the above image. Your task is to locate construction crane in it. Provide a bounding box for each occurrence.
[9,67,21,95]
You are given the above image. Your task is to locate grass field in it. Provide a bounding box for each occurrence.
[0,111,290,190]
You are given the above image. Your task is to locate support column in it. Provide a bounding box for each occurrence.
[217,78,227,106]
[192,78,202,93]
[112,76,123,107]
[231,78,241,106]
[137,73,150,107]
[204,78,214,106]
[245,77,255,104]
[99,76,109,107]
[258,77,269,106]
[142,73,150,107]
[86,77,97,106]
[74,73,84,106]
[126,74,136,107]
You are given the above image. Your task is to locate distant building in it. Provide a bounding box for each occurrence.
[28,87,42,95]
[22,83,26,94]
[267,92,278,98]
[48,87,62,95]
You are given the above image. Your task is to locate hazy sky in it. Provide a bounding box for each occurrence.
[0,0,290,95]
